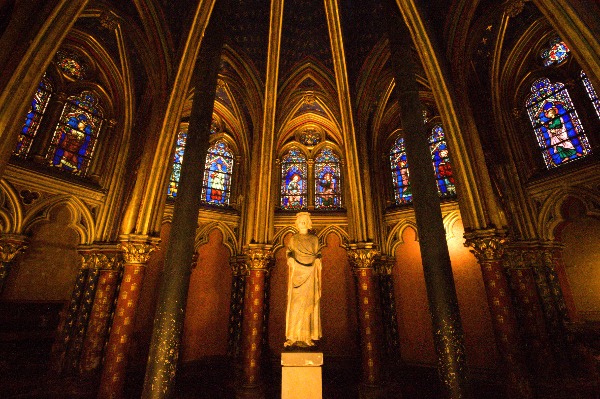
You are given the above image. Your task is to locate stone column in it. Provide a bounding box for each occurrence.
[464,231,533,398]
[505,245,555,378]
[228,256,247,359]
[79,248,122,375]
[97,236,158,399]
[375,256,401,363]
[347,245,383,389]
[51,264,89,374]
[88,119,118,182]
[0,234,27,294]
[63,258,99,374]
[307,158,315,210]
[388,14,470,398]
[239,246,272,389]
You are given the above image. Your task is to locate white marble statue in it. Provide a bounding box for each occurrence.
[284,212,322,348]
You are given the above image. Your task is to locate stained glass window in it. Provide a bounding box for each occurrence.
[167,127,188,199]
[541,37,570,67]
[201,140,234,206]
[314,147,341,209]
[47,91,103,175]
[429,125,456,198]
[390,137,412,205]
[280,148,307,210]
[526,78,591,168]
[14,75,53,157]
[55,50,86,80]
[581,70,600,120]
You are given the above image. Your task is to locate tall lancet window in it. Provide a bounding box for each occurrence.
[314,147,341,209]
[389,137,412,205]
[429,125,456,198]
[167,126,188,199]
[525,78,591,168]
[581,70,600,120]
[201,140,234,206]
[47,91,103,175]
[14,75,54,157]
[280,148,307,210]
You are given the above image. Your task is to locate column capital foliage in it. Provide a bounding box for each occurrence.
[229,255,247,275]
[243,245,273,271]
[118,235,160,265]
[464,229,507,262]
[374,256,395,275]
[347,245,380,270]
[0,234,28,263]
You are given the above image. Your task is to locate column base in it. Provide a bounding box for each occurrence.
[281,352,323,399]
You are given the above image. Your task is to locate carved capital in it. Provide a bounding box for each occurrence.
[0,235,28,263]
[347,245,380,271]
[464,230,507,262]
[118,235,160,265]
[374,256,395,276]
[243,245,273,271]
[229,256,247,276]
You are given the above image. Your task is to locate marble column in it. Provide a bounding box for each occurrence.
[79,249,122,375]
[240,246,272,389]
[464,231,533,398]
[388,14,470,398]
[0,234,27,294]
[228,256,247,359]
[375,256,401,362]
[97,236,158,399]
[347,245,383,388]
[505,245,555,377]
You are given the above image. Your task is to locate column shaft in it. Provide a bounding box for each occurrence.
[465,233,532,398]
[98,236,157,399]
[388,14,470,399]
[141,1,230,397]
[228,257,246,359]
[80,268,120,374]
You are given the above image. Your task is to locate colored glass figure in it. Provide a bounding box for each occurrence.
[389,137,412,205]
[429,125,456,198]
[55,50,85,79]
[314,147,341,209]
[167,128,188,199]
[541,37,570,67]
[281,148,307,210]
[581,70,600,119]
[201,141,234,206]
[526,78,591,168]
[48,91,103,175]
[14,75,53,157]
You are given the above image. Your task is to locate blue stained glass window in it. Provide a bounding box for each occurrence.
[429,125,456,198]
[281,148,307,210]
[581,70,600,120]
[201,140,234,206]
[390,137,412,205]
[167,127,188,199]
[314,147,341,209]
[541,37,570,67]
[14,75,53,157]
[47,91,103,175]
[525,78,591,169]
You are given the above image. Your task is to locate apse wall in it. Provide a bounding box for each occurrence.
[393,218,499,370]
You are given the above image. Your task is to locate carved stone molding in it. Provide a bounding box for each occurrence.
[464,229,507,262]
[243,245,273,271]
[118,235,160,265]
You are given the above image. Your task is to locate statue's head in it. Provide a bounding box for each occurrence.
[295,212,312,231]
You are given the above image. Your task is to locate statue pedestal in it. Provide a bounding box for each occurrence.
[281,352,323,399]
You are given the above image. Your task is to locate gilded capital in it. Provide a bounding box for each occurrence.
[464,230,506,262]
[347,247,380,270]
[374,256,395,276]
[80,250,123,271]
[119,235,160,265]
[229,256,247,276]
[243,246,273,271]
[0,235,28,263]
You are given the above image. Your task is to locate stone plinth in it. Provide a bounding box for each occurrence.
[281,352,323,399]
